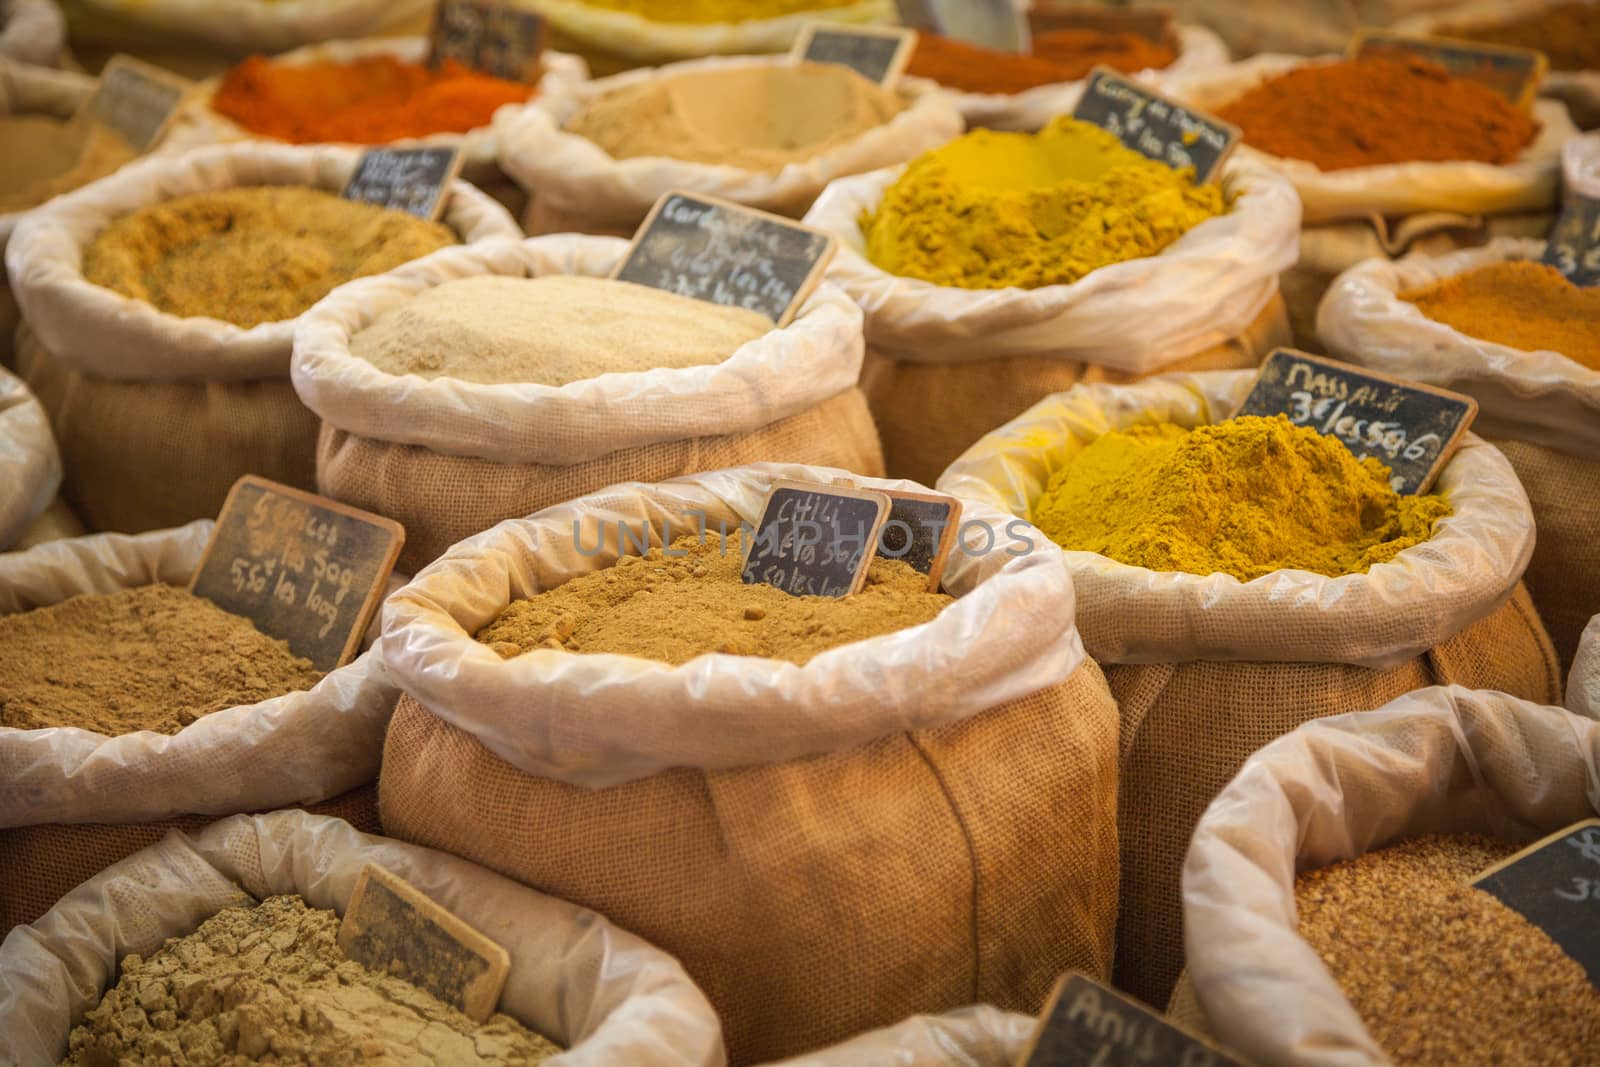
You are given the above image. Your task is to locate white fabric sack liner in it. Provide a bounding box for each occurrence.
[1569,614,1600,721]
[1317,237,1600,457]
[0,522,399,827]
[763,1006,1033,1066]
[0,810,727,1067]
[0,60,93,247]
[292,234,866,466]
[495,54,964,219]
[0,363,60,549]
[69,0,432,53]
[1182,685,1600,1067]
[380,462,1089,789]
[801,158,1298,370]
[5,141,521,384]
[937,369,1534,669]
[0,0,65,66]
[1565,131,1600,198]
[1166,54,1577,223]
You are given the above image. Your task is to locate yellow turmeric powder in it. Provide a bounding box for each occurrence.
[860,117,1224,289]
[1033,415,1452,581]
[1401,261,1600,371]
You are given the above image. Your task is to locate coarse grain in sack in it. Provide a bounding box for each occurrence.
[7,141,520,534]
[0,810,726,1067]
[499,54,963,237]
[376,463,1121,1065]
[803,160,1299,487]
[938,369,1561,1007]
[759,1007,1033,1067]
[295,234,883,573]
[1183,686,1600,1066]
[0,0,64,66]
[0,363,59,550]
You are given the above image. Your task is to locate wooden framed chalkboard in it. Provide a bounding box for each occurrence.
[188,476,404,674]
[1016,973,1247,1067]
[1234,349,1478,496]
[876,490,961,591]
[613,191,837,327]
[792,22,916,86]
[1471,819,1600,988]
[1028,4,1174,46]
[741,480,890,598]
[1350,29,1546,109]
[82,55,190,154]
[1542,194,1600,287]
[429,0,545,84]
[342,147,462,222]
[1073,68,1239,183]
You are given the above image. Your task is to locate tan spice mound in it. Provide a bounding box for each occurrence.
[477,532,952,666]
[1296,833,1600,1066]
[0,115,134,213]
[0,584,323,736]
[1402,260,1600,370]
[82,185,456,327]
[60,895,562,1066]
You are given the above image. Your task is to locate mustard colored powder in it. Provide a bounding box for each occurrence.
[1032,415,1452,581]
[860,116,1224,290]
[1401,261,1600,371]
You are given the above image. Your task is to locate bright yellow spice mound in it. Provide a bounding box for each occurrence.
[861,116,1224,290]
[574,0,860,21]
[1033,415,1452,581]
[1401,261,1600,371]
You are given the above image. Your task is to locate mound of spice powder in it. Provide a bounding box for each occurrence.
[1445,2,1600,72]
[212,55,535,144]
[906,29,1176,94]
[1215,56,1539,170]
[1402,260,1600,369]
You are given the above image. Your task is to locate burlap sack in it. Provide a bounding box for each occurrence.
[1318,237,1600,671]
[1183,686,1600,1066]
[1570,614,1600,719]
[802,159,1300,485]
[0,523,400,933]
[0,810,727,1067]
[499,54,963,237]
[6,141,520,533]
[0,364,59,550]
[760,1007,1033,1067]
[0,0,65,66]
[295,234,884,572]
[938,369,1561,1007]
[376,463,1121,1065]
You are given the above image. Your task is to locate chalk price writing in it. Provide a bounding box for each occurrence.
[235,493,353,639]
[1019,974,1244,1067]
[660,198,802,314]
[1554,827,1600,901]
[1073,70,1237,182]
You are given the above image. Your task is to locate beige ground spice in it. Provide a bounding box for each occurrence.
[0,115,134,213]
[1296,834,1600,1066]
[61,895,562,1066]
[0,584,322,736]
[477,532,952,665]
[82,186,456,327]
[351,274,772,385]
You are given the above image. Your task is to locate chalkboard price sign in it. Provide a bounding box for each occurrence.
[613,191,837,326]
[1028,4,1174,45]
[1017,973,1248,1067]
[1472,819,1600,988]
[742,481,890,598]
[189,477,404,674]
[342,147,462,221]
[1073,68,1239,182]
[1234,349,1478,496]
[877,490,961,591]
[339,864,511,1022]
[1542,194,1600,287]
[1350,30,1546,108]
[792,22,916,86]
[83,55,189,153]
[429,0,545,84]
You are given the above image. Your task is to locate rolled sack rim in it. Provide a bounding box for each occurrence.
[512,0,893,61]
[935,369,1535,669]
[0,363,62,551]
[0,0,66,66]
[378,462,1088,789]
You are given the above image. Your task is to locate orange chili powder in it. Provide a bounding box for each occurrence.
[212,55,535,144]
[906,28,1175,95]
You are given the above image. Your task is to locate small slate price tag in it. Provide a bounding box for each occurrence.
[1073,67,1239,182]
[1016,973,1248,1067]
[1542,194,1600,287]
[742,480,890,598]
[1471,819,1600,988]
[1350,29,1546,108]
[1234,349,1477,496]
[933,0,1029,52]
[613,191,837,327]
[1028,4,1174,45]
[81,55,189,154]
[429,0,545,84]
[189,476,404,674]
[876,489,961,591]
[338,864,511,1023]
[342,147,462,221]
[792,22,916,86]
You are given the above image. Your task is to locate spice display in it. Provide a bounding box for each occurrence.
[1215,56,1540,170]
[564,61,905,170]
[567,0,859,19]
[0,115,134,214]
[81,186,456,327]
[0,584,322,735]
[1444,2,1600,72]
[60,895,562,1066]
[477,532,951,665]
[906,29,1176,94]
[1032,415,1452,581]
[351,275,772,385]
[211,55,536,145]
[1296,835,1600,1065]
[1401,260,1600,369]
[860,116,1223,289]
